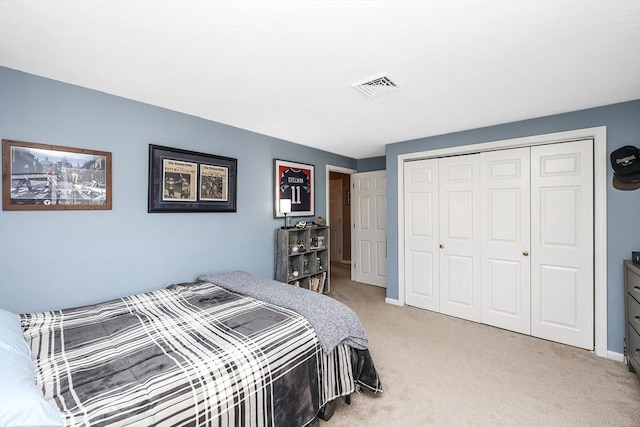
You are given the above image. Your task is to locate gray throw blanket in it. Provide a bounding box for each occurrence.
[197,271,368,354]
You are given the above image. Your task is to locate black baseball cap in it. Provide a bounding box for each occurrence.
[611,145,640,191]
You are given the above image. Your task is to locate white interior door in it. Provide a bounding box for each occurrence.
[352,171,387,287]
[404,159,440,310]
[438,155,481,322]
[329,179,343,262]
[480,148,531,334]
[531,140,594,349]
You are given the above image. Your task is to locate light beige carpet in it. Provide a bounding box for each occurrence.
[324,262,640,426]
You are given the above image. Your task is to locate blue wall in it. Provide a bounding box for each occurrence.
[0,67,357,313]
[385,100,640,353]
[357,156,386,172]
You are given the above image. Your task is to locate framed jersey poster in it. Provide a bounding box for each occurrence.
[274,159,314,217]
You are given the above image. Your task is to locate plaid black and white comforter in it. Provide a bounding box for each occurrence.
[20,281,378,426]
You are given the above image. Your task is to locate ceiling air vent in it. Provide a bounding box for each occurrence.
[351,73,400,97]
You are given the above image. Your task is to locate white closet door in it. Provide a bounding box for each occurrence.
[404,159,440,310]
[439,154,481,322]
[480,148,531,334]
[352,171,387,287]
[531,140,594,350]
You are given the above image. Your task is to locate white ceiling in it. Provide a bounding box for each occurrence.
[1,1,639,159]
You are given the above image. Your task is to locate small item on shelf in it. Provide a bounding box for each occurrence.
[316,257,322,271]
[293,281,300,287]
[291,245,299,253]
[295,221,307,229]
[309,272,327,293]
[317,272,327,293]
[310,276,320,292]
[310,235,325,249]
[313,216,326,226]
[292,270,299,277]
[279,199,292,229]
[296,240,306,252]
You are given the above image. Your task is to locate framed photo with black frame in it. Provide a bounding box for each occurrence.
[274,159,314,218]
[148,144,237,213]
[2,139,112,211]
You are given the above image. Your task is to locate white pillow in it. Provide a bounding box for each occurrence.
[0,308,63,427]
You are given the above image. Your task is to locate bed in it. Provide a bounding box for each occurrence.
[0,271,381,427]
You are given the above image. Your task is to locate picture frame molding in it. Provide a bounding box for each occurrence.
[148,144,237,213]
[2,139,112,211]
[274,158,315,218]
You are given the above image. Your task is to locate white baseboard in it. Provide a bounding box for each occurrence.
[607,350,624,363]
[385,298,402,306]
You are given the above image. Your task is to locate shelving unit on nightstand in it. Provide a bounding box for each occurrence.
[275,226,330,293]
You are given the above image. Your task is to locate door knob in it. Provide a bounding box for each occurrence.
[523,251,529,256]
[439,244,444,249]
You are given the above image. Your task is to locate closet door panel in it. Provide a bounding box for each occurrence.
[445,254,475,305]
[531,140,594,350]
[480,148,531,334]
[439,155,481,322]
[404,159,440,310]
[486,259,521,313]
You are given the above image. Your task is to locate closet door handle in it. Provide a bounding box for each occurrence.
[523,251,529,256]
[439,244,444,249]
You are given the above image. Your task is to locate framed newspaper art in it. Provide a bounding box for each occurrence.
[274,159,314,218]
[2,139,112,211]
[148,145,237,213]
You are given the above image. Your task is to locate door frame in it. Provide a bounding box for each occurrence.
[397,126,607,357]
[329,179,344,262]
[325,164,357,264]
